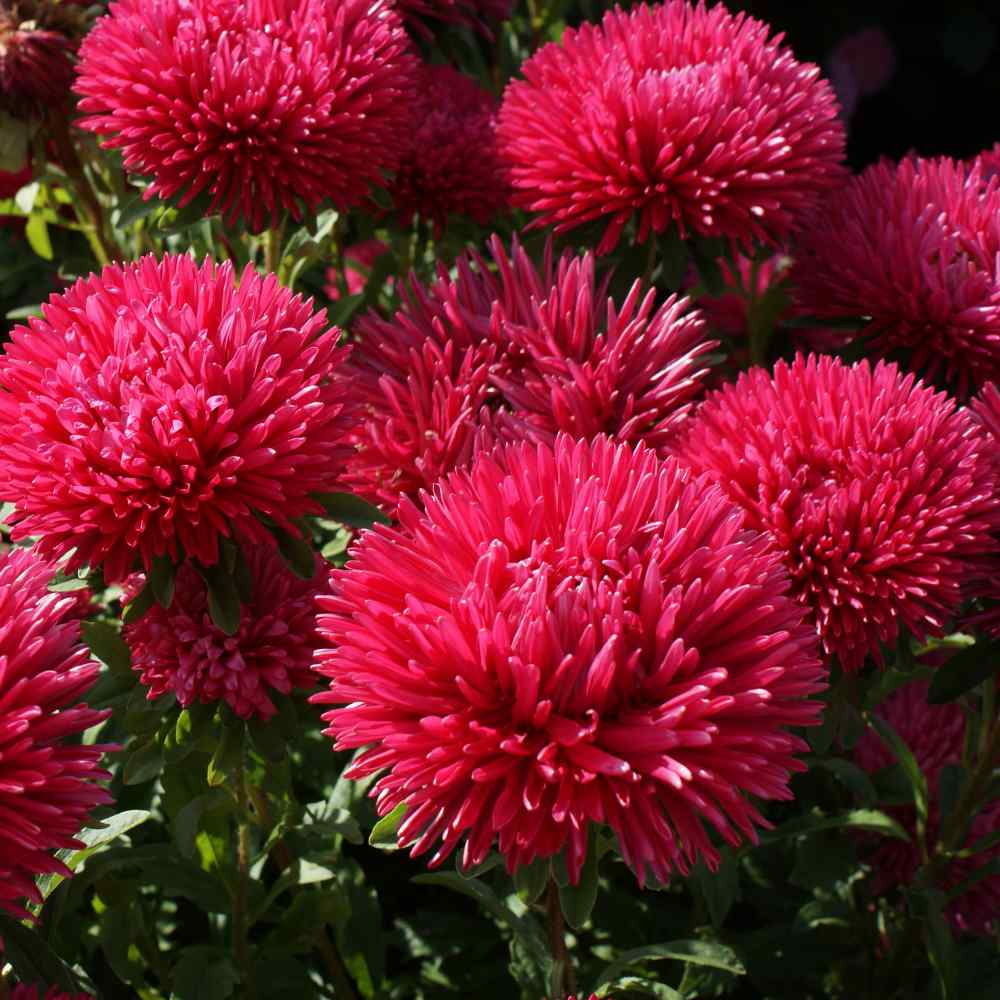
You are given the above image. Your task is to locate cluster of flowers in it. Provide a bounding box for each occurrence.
[0,0,998,973]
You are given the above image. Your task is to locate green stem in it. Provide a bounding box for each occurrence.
[235,760,255,1000]
[939,711,1000,853]
[264,226,282,279]
[0,973,10,1000]
[545,880,576,996]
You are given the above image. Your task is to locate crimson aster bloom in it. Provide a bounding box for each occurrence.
[0,547,111,920]
[75,0,417,232]
[125,545,324,719]
[346,235,715,512]
[678,354,1000,670]
[855,681,1000,935]
[314,435,825,884]
[793,156,1000,396]
[497,0,845,253]
[0,254,353,583]
[0,0,85,119]
[390,64,508,235]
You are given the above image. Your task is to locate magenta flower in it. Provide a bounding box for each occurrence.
[125,545,324,720]
[678,354,1000,670]
[0,255,354,583]
[75,0,417,231]
[793,156,1000,396]
[314,435,824,884]
[390,64,508,235]
[498,0,845,253]
[855,681,1000,935]
[0,547,111,920]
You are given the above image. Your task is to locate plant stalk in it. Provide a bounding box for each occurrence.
[235,760,256,999]
[545,880,576,996]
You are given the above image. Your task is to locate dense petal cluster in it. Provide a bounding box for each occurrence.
[314,435,825,884]
[390,65,508,235]
[498,0,845,253]
[678,354,1000,670]
[125,545,324,719]
[346,235,714,512]
[0,1,84,119]
[855,681,1000,935]
[0,547,111,920]
[75,0,417,231]
[0,255,353,582]
[395,0,511,36]
[793,156,1000,396]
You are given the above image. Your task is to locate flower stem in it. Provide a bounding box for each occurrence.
[264,226,282,279]
[939,708,1000,853]
[545,879,576,996]
[0,974,10,1000]
[235,759,256,1000]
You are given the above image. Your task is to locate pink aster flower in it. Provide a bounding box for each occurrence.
[390,64,508,236]
[125,544,324,719]
[497,0,845,254]
[314,435,825,884]
[0,0,84,119]
[10,987,95,1000]
[395,0,511,36]
[346,235,715,512]
[0,254,354,583]
[678,354,1000,670]
[0,547,112,920]
[855,681,1000,935]
[75,0,417,232]
[793,156,1000,397]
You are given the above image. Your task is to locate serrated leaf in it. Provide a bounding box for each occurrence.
[593,940,745,991]
[927,639,1000,703]
[315,492,390,527]
[369,802,406,849]
[81,620,132,673]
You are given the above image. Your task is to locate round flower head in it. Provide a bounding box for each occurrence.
[314,435,825,884]
[855,681,1000,935]
[390,64,508,236]
[75,0,417,232]
[793,156,1000,397]
[0,547,111,919]
[125,545,324,719]
[346,235,715,512]
[497,0,845,254]
[0,0,86,119]
[395,0,511,36]
[0,254,353,583]
[678,354,1000,670]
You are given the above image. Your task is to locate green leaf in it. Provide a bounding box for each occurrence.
[111,191,162,229]
[760,807,910,843]
[558,825,602,929]
[513,856,550,905]
[123,580,155,624]
[919,889,957,1000]
[692,848,740,928]
[369,803,406,850]
[150,554,177,608]
[81,620,132,674]
[247,714,288,762]
[25,214,53,260]
[171,946,240,1000]
[174,790,230,860]
[198,562,242,635]
[809,756,878,805]
[593,940,745,991]
[0,111,29,172]
[689,236,725,296]
[656,226,689,291]
[0,915,82,992]
[123,738,164,785]
[927,639,1000,703]
[869,714,929,830]
[207,720,244,787]
[315,492,390,528]
[329,291,366,328]
[594,977,683,999]
[270,524,316,580]
[15,181,39,215]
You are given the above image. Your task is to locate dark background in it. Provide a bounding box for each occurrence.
[736,1,999,167]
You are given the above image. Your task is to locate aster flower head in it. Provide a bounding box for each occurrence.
[125,544,324,720]
[793,156,1000,397]
[678,354,1000,670]
[75,0,417,232]
[314,435,825,884]
[346,234,716,512]
[0,254,354,583]
[0,547,112,920]
[0,1,85,119]
[389,64,508,236]
[855,681,1000,935]
[497,0,845,254]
